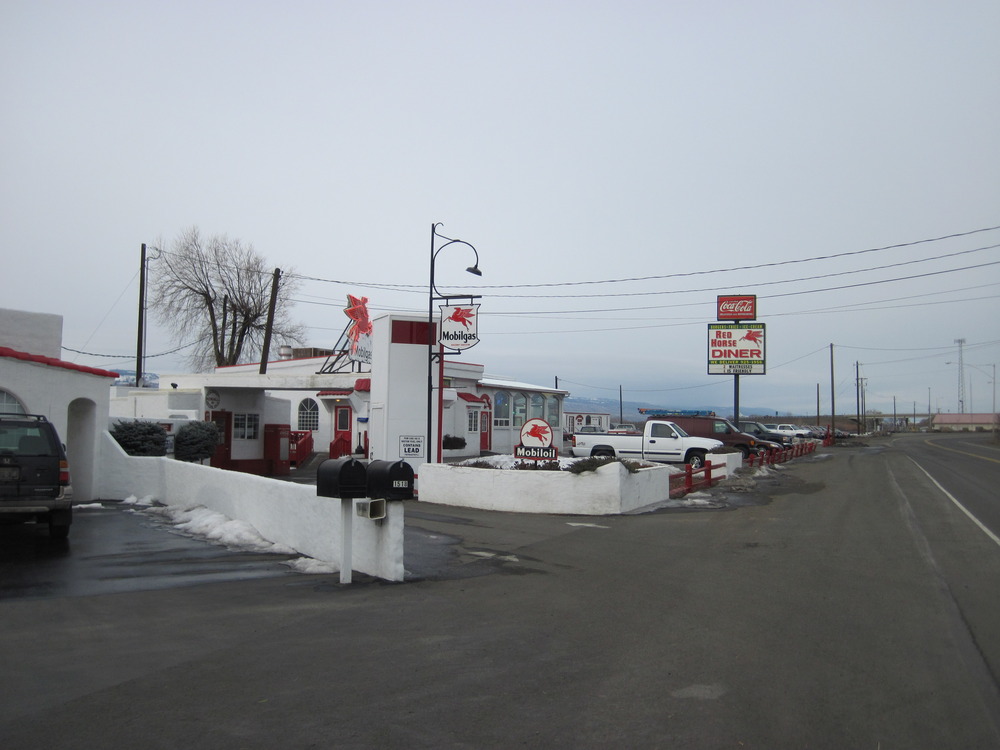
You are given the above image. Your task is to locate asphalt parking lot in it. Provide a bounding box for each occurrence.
[2,439,999,749]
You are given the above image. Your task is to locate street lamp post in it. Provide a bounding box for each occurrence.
[427,223,482,464]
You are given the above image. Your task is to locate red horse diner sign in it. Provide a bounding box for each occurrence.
[439,304,480,350]
[717,294,756,321]
[708,323,766,375]
[514,418,558,460]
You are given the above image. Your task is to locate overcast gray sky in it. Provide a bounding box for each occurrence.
[3,0,998,417]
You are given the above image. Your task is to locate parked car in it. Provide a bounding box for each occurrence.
[608,423,639,434]
[574,425,605,435]
[664,415,782,458]
[738,420,793,446]
[0,413,72,539]
[762,423,811,439]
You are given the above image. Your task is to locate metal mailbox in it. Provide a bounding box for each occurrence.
[365,459,415,501]
[317,457,368,499]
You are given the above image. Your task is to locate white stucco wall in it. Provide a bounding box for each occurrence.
[96,433,404,581]
[0,307,63,359]
[0,355,114,502]
[418,454,740,515]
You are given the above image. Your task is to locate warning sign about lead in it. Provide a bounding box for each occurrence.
[399,435,424,458]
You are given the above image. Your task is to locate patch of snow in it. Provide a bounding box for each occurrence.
[284,557,337,574]
[145,505,296,555]
[122,494,157,506]
[73,502,106,510]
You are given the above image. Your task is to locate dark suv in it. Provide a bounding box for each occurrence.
[665,415,782,458]
[738,420,793,446]
[0,414,72,539]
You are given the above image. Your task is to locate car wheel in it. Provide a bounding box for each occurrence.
[686,450,706,469]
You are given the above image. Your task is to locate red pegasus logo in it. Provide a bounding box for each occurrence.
[525,423,550,442]
[343,295,372,343]
[446,307,476,329]
[740,329,763,346]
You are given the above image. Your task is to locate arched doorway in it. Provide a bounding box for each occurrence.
[67,398,97,502]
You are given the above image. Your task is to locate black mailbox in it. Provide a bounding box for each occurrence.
[366,459,415,501]
[317,457,368,499]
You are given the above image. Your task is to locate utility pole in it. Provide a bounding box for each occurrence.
[829,343,836,433]
[855,361,860,435]
[135,243,147,388]
[259,268,281,374]
[955,338,966,413]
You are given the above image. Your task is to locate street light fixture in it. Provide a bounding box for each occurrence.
[427,223,482,464]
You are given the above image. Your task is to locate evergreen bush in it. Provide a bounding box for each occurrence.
[174,421,220,462]
[111,420,167,456]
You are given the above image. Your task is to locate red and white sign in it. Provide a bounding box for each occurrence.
[514,418,558,460]
[343,295,373,364]
[717,295,757,321]
[439,304,480,350]
[708,323,766,375]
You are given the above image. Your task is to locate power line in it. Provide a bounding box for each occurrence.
[285,223,1000,292]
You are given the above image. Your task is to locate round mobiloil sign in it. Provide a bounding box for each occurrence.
[515,418,558,460]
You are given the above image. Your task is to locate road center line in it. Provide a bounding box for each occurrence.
[923,438,1000,464]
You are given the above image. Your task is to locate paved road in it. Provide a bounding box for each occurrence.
[2,438,999,749]
[889,430,1000,539]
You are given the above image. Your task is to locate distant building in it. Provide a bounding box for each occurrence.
[931,413,998,431]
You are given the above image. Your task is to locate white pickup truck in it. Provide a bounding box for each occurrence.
[571,420,723,468]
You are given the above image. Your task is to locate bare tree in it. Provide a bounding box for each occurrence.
[150,227,305,370]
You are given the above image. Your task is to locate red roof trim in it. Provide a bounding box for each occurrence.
[457,392,486,403]
[0,347,119,378]
[317,389,353,397]
[354,378,371,392]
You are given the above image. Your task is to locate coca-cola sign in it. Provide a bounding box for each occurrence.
[717,294,757,321]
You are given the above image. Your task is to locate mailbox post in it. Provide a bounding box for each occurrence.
[317,457,368,584]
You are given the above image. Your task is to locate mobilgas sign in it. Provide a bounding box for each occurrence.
[707,323,766,375]
[344,294,373,364]
[439,304,480,350]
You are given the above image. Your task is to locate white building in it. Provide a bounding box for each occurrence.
[112,312,567,473]
[0,308,117,502]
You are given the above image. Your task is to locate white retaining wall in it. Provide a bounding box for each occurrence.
[419,455,741,515]
[96,432,404,581]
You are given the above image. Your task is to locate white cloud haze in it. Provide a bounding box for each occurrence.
[2,0,998,416]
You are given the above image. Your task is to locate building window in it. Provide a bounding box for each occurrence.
[513,393,527,428]
[493,391,510,427]
[0,390,25,414]
[336,407,351,431]
[529,394,544,420]
[546,395,560,425]
[297,399,319,431]
[233,413,260,440]
[467,410,480,433]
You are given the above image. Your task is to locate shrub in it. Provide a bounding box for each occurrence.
[174,421,220,462]
[565,456,641,474]
[111,420,167,456]
[511,460,562,471]
[442,435,467,450]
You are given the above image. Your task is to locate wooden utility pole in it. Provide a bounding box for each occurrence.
[259,268,281,374]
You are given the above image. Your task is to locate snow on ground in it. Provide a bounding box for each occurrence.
[124,499,332,574]
[457,454,682,474]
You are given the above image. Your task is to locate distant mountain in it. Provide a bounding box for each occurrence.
[562,396,786,421]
